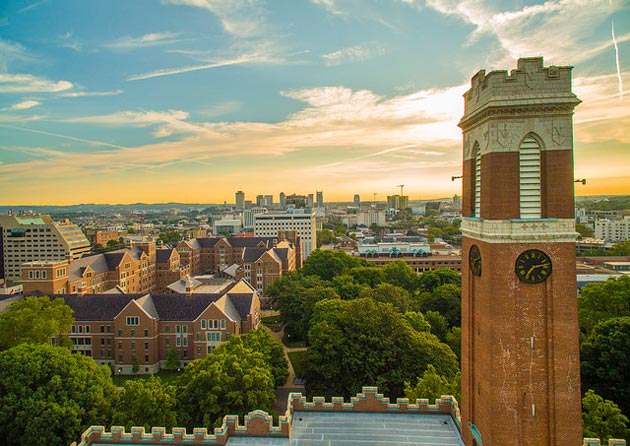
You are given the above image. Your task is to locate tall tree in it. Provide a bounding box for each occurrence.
[382,260,419,293]
[582,389,629,443]
[415,283,462,328]
[581,317,630,417]
[404,364,461,404]
[304,298,458,399]
[0,344,117,446]
[177,342,275,428]
[417,268,461,293]
[219,328,289,388]
[0,296,74,350]
[111,376,178,430]
[301,249,366,281]
[360,283,412,313]
[578,276,630,335]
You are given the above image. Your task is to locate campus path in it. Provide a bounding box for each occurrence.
[261,310,306,413]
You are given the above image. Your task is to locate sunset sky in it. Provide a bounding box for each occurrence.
[1,0,628,205]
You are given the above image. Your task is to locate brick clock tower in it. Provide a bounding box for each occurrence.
[459,58,582,446]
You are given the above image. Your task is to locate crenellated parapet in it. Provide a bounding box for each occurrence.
[74,409,290,445]
[288,386,462,431]
[460,57,580,129]
[583,439,627,446]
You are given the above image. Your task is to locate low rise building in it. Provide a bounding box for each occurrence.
[59,279,261,373]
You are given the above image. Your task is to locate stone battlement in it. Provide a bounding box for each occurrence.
[460,57,580,129]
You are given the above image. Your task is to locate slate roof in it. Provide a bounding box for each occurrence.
[150,294,222,321]
[228,237,275,248]
[156,248,174,264]
[67,254,110,281]
[104,252,126,270]
[197,238,221,248]
[242,247,267,263]
[226,293,255,318]
[62,294,137,321]
[273,248,289,262]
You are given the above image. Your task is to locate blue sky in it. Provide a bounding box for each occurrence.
[0,0,628,205]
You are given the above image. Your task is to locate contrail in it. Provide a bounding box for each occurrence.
[611,17,623,101]
[0,124,128,150]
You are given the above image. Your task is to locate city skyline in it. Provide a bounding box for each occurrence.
[1,0,629,205]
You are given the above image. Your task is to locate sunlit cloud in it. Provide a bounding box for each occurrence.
[322,43,388,66]
[0,73,73,93]
[162,0,268,38]
[59,89,124,98]
[424,0,621,67]
[5,100,41,110]
[104,32,185,50]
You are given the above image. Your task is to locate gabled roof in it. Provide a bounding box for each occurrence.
[156,248,175,264]
[213,294,241,322]
[273,248,290,262]
[242,247,267,263]
[104,252,127,270]
[68,254,110,281]
[136,294,158,319]
[227,237,275,248]
[62,294,137,321]
[151,294,222,321]
[197,238,222,248]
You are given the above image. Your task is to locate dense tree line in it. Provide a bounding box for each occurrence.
[267,249,462,399]
[0,296,287,446]
[578,276,630,442]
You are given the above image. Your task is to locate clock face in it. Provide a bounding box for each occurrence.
[515,249,552,284]
[469,245,482,276]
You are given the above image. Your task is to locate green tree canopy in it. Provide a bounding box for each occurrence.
[404,364,461,404]
[0,344,117,446]
[578,276,630,335]
[424,310,449,342]
[332,274,370,300]
[111,376,178,431]
[348,266,385,288]
[610,241,630,256]
[219,328,289,388]
[304,298,458,399]
[0,296,74,350]
[581,317,630,417]
[360,283,412,313]
[301,249,366,281]
[582,389,629,444]
[417,268,461,293]
[382,260,419,293]
[177,341,275,428]
[415,283,462,328]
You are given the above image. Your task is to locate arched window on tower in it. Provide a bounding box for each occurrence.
[519,135,542,219]
[473,143,481,217]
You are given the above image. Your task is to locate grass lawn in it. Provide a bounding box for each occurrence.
[112,369,182,387]
[282,333,306,349]
[261,315,282,325]
[288,351,307,379]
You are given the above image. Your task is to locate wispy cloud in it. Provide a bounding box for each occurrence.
[162,0,267,38]
[322,43,388,66]
[4,100,41,110]
[0,73,73,93]
[57,32,82,51]
[18,0,47,14]
[104,32,185,50]
[59,89,124,98]
[127,53,265,81]
[424,0,620,67]
[0,124,128,150]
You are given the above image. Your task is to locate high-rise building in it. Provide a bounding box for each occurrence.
[256,195,265,207]
[452,195,462,210]
[386,195,409,210]
[594,217,630,242]
[243,207,267,230]
[254,212,316,259]
[235,191,245,209]
[264,195,273,206]
[316,191,323,208]
[459,58,581,446]
[306,194,314,208]
[279,192,286,207]
[354,194,360,208]
[0,213,91,283]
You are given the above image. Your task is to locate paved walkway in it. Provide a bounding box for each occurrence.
[261,311,307,413]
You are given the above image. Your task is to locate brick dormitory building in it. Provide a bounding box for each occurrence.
[58,279,261,373]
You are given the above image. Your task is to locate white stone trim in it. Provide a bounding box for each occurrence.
[461,218,577,243]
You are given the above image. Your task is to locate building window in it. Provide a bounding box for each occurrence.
[165,326,171,333]
[165,337,170,346]
[201,319,206,329]
[144,355,149,363]
[220,319,226,329]
[144,329,148,337]
[519,135,542,219]
[144,342,149,350]
[182,337,188,346]
[176,325,180,334]
[100,325,105,333]
[126,316,139,326]
[117,329,122,337]
[118,342,122,349]
[473,142,481,217]
[197,346,202,355]
[182,325,187,334]
[85,326,90,334]
[130,329,135,337]
[176,337,181,346]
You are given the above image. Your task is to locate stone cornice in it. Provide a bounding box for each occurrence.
[461,218,577,243]
[459,101,579,131]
